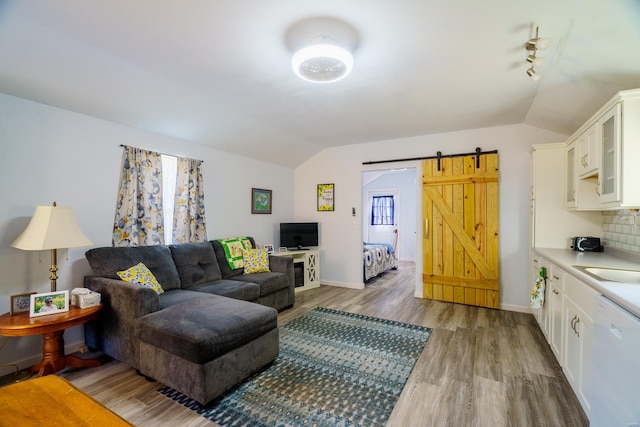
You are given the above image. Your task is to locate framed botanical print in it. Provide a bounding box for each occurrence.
[251,188,272,214]
[317,183,335,211]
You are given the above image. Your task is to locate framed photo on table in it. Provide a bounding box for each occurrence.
[264,244,274,253]
[251,188,272,214]
[30,290,69,317]
[10,292,35,315]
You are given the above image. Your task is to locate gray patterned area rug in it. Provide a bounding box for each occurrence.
[159,307,432,427]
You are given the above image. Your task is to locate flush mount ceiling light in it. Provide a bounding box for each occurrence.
[292,36,353,83]
[525,26,549,81]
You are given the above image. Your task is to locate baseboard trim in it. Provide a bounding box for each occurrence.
[0,339,86,377]
[321,280,364,290]
[500,303,531,313]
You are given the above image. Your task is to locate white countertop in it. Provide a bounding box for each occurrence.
[534,247,640,318]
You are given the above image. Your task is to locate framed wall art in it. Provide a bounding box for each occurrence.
[251,188,272,214]
[10,292,35,315]
[30,290,69,317]
[317,183,335,211]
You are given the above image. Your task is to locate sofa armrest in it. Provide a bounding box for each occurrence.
[83,275,160,368]
[269,255,295,307]
[268,255,292,275]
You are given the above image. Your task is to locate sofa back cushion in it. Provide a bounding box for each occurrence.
[211,237,256,279]
[169,242,222,288]
[85,245,181,291]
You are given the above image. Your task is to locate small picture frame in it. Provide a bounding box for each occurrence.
[279,247,288,253]
[264,244,274,253]
[10,292,35,315]
[317,183,335,212]
[251,188,272,214]
[30,290,69,317]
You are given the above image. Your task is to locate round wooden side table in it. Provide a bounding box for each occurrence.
[0,304,102,377]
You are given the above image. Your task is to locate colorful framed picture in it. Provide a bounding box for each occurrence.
[30,290,69,317]
[10,292,35,315]
[264,244,274,253]
[251,188,272,214]
[317,183,335,211]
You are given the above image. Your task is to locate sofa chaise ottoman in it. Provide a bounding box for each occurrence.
[137,295,278,405]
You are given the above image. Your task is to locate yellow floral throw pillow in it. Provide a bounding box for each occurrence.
[117,262,164,295]
[243,248,270,274]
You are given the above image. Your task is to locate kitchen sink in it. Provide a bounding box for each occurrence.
[574,266,640,283]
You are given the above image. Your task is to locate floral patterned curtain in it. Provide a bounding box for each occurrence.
[112,146,164,247]
[172,157,207,243]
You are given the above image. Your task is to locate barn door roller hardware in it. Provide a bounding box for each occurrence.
[363,148,498,171]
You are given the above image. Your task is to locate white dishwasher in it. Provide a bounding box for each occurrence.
[590,294,640,427]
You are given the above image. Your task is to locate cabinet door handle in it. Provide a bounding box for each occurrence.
[552,289,559,295]
[570,315,577,332]
[574,317,580,337]
[553,275,560,280]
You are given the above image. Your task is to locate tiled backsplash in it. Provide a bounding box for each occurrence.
[602,209,640,252]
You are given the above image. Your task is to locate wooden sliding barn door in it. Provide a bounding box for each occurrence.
[422,152,499,308]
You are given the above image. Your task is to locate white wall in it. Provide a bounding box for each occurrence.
[0,93,294,374]
[294,124,568,311]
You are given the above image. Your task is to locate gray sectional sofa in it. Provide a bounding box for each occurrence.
[83,237,294,405]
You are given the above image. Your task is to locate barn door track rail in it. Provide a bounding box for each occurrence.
[363,147,498,171]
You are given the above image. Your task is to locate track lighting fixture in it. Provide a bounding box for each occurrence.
[526,67,540,81]
[525,26,548,81]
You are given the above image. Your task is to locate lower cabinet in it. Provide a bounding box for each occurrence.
[563,274,597,417]
[549,279,564,359]
[530,253,596,420]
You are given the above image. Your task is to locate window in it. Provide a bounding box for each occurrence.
[371,195,394,225]
[161,155,177,244]
[113,146,207,247]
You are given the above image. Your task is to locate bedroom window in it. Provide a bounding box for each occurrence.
[371,195,394,225]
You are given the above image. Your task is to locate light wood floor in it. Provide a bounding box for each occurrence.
[53,261,587,426]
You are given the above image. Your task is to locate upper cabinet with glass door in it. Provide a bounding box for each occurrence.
[568,89,640,210]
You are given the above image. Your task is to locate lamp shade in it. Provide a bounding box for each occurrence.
[12,205,92,250]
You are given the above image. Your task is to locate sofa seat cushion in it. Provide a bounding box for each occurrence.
[137,296,277,364]
[188,280,260,302]
[169,242,222,288]
[85,246,181,291]
[158,289,212,310]
[232,272,289,296]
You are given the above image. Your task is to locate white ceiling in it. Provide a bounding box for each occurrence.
[1,0,639,168]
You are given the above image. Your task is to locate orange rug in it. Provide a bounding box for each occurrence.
[0,375,132,426]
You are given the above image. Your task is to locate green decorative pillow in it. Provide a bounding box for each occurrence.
[117,262,164,295]
[217,237,253,269]
[243,248,270,274]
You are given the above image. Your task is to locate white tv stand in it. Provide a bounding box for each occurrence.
[271,249,319,292]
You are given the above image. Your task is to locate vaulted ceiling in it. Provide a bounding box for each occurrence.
[1,0,639,167]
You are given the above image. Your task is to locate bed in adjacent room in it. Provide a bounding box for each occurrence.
[363,242,398,282]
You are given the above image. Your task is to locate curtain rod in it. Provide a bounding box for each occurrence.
[119,144,204,163]
[362,148,498,166]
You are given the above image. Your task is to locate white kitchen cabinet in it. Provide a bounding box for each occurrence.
[565,142,577,208]
[562,273,598,417]
[598,103,621,205]
[548,271,564,360]
[569,89,640,209]
[576,123,598,178]
[529,144,601,248]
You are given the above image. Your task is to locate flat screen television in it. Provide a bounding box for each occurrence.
[279,222,318,250]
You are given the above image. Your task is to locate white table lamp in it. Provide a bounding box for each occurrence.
[12,202,92,292]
